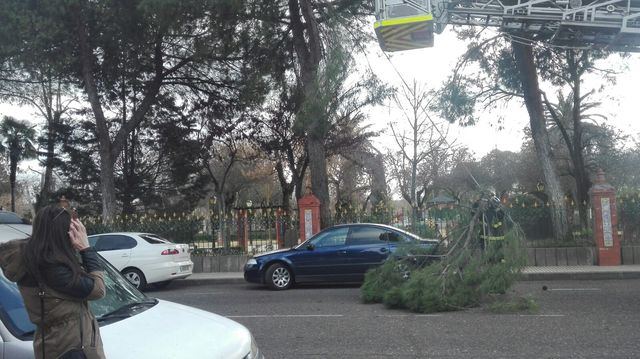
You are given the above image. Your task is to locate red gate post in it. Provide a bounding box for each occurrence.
[589,170,621,266]
[298,192,321,244]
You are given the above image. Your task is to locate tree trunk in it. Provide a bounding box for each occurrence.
[122,131,139,215]
[121,135,131,214]
[73,4,165,221]
[338,159,358,205]
[294,177,304,201]
[572,109,591,229]
[569,57,591,229]
[368,152,388,207]
[573,156,590,229]
[289,0,330,226]
[512,42,569,240]
[411,101,419,232]
[73,7,117,221]
[216,193,227,248]
[307,136,332,227]
[38,122,56,210]
[97,147,117,221]
[9,157,17,212]
[281,186,294,212]
[293,158,307,201]
[275,161,294,211]
[121,83,133,215]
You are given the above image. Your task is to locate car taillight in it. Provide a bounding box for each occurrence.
[161,249,180,255]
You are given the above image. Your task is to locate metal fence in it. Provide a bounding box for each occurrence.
[82,192,640,256]
[84,209,300,256]
[191,213,299,255]
[81,205,526,255]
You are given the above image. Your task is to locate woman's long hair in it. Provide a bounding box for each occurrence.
[23,204,82,286]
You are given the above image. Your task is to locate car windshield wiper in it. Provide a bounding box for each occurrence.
[97,298,158,322]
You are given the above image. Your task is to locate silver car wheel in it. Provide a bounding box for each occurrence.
[271,267,290,288]
[125,271,141,287]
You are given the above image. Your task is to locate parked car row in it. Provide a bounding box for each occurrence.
[0,211,194,291]
[0,211,262,359]
[1,209,441,358]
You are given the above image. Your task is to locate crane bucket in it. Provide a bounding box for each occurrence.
[374,15,435,51]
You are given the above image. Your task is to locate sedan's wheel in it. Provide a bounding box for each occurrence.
[396,263,411,280]
[122,268,147,290]
[265,263,293,290]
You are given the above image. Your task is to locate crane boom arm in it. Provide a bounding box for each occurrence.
[376,0,640,51]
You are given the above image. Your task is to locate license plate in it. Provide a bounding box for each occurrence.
[180,265,191,272]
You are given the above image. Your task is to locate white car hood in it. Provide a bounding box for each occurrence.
[101,300,252,359]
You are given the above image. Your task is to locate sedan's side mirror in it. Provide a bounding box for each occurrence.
[306,244,315,251]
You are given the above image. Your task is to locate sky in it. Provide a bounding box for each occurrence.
[2,26,639,166]
[361,28,640,159]
[0,103,34,122]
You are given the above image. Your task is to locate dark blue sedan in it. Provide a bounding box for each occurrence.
[244,223,439,290]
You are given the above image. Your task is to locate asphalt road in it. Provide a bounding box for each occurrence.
[152,280,640,358]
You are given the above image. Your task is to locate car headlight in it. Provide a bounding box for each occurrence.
[246,258,257,266]
[244,333,262,359]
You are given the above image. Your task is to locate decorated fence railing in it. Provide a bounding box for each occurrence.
[80,190,640,257]
[83,209,300,255]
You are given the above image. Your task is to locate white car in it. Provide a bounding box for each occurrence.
[0,234,263,359]
[88,232,193,290]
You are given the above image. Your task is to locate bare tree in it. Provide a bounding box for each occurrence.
[387,80,451,231]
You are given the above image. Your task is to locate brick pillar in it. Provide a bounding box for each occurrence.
[589,170,621,266]
[298,193,321,244]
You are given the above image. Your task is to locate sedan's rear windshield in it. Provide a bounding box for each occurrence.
[0,212,24,224]
[140,234,173,244]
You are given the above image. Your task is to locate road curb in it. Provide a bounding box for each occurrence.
[174,277,246,287]
[166,270,640,289]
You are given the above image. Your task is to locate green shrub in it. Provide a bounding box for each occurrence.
[399,264,452,313]
[382,287,404,309]
[361,260,405,303]
[361,225,527,314]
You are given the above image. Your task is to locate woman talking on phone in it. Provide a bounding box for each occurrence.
[0,204,106,359]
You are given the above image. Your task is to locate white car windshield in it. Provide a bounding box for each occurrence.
[0,254,151,340]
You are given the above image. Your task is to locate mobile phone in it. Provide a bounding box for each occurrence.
[71,207,78,220]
